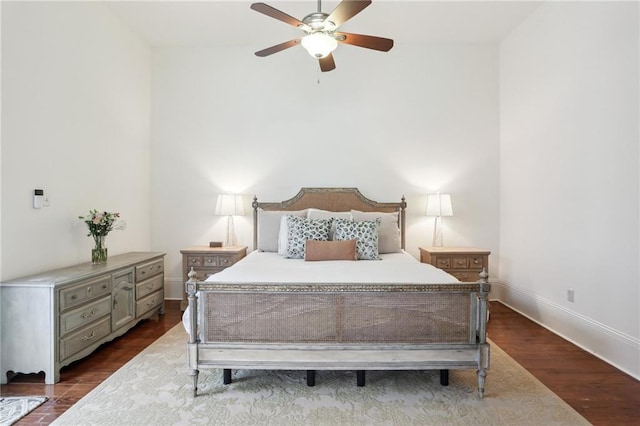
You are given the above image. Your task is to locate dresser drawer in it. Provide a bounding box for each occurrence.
[136,274,164,300]
[59,295,111,336]
[135,259,164,282]
[60,277,111,311]
[136,290,163,317]
[60,316,111,361]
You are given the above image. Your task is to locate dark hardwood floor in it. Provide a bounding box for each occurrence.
[2,300,639,425]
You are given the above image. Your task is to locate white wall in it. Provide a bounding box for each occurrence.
[1,2,152,279]
[498,1,639,377]
[151,43,500,299]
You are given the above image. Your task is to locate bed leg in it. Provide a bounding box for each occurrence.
[477,368,487,398]
[356,370,365,387]
[223,369,232,385]
[440,369,449,386]
[306,370,316,387]
[190,369,199,397]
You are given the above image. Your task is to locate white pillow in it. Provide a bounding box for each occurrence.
[307,209,352,240]
[257,209,307,252]
[350,210,402,253]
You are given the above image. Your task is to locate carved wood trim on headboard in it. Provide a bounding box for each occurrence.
[252,187,407,250]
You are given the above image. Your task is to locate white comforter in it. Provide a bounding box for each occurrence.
[203,250,459,284]
[182,251,460,333]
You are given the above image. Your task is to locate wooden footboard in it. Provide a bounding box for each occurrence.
[185,270,490,398]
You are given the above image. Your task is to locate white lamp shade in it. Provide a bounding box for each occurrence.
[301,32,338,58]
[425,193,453,217]
[215,194,245,216]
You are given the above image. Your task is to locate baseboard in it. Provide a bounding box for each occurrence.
[492,281,640,380]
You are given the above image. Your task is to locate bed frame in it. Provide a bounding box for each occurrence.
[185,188,490,397]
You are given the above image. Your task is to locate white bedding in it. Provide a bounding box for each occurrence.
[203,250,460,285]
[183,251,460,333]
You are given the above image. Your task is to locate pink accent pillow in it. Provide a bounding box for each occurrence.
[304,239,357,261]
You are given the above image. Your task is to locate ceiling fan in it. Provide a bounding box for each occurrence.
[250,0,393,72]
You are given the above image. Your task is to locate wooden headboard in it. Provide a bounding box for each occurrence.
[252,187,407,250]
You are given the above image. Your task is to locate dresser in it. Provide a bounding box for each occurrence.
[0,252,165,384]
[419,247,490,281]
[179,246,247,310]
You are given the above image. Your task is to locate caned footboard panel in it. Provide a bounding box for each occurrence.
[203,291,474,344]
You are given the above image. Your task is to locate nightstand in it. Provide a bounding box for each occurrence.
[179,246,247,310]
[419,247,490,282]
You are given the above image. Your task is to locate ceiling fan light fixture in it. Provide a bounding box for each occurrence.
[301,32,338,58]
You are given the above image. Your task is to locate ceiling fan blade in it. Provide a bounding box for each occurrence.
[250,2,305,28]
[255,39,301,57]
[335,32,394,52]
[319,54,336,72]
[326,0,372,27]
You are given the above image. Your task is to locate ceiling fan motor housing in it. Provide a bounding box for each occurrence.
[301,12,336,33]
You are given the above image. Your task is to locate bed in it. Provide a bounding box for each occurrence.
[185,188,490,397]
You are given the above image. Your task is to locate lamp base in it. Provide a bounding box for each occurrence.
[225,216,238,247]
[432,216,444,247]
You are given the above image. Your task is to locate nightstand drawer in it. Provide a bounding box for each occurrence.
[202,255,218,267]
[187,255,203,267]
[449,271,481,281]
[452,256,469,269]
[60,277,111,311]
[435,257,451,269]
[419,247,490,282]
[469,256,485,269]
[218,255,237,268]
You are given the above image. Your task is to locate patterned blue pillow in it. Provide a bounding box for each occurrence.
[334,218,381,260]
[285,216,332,259]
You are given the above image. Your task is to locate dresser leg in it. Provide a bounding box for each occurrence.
[356,370,365,387]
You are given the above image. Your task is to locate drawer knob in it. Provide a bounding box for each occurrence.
[71,295,78,300]
[87,287,92,293]
[456,260,463,265]
[191,259,197,263]
[474,259,479,264]
[206,259,213,263]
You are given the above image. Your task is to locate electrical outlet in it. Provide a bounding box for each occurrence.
[567,289,575,303]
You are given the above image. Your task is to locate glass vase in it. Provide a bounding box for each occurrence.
[91,236,108,264]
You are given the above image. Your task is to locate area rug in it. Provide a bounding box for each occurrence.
[0,396,48,426]
[52,325,590,425]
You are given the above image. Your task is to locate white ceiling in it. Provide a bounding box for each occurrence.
[108,1,542,47]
